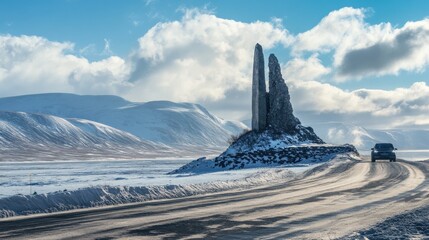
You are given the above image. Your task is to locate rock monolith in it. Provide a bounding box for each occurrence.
[267,54,301,133]
[251,43,268,131]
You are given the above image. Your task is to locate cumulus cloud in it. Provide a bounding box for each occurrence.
[338,20,429,78]
[282,54,331,82]
[282,40,429,129]
[0,35,129,97]
[288,77,429,128]
[294,7,429,80]
[0,10,291,111]
[293,7,368,54]
[0,10,292,121]
[126,10,292,102]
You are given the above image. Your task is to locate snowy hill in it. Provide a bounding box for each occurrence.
[0,93,247,149]
[311,122,429,150]
[0,111,176,160]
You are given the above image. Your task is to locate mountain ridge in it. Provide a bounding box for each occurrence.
[0,93,247,148]
[0,111,178,161]
[311,122,429,150]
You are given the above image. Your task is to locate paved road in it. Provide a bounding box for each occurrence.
[1,158,429,239]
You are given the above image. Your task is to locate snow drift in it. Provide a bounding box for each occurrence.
[0,168,298,218]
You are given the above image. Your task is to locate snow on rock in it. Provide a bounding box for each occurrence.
[169,121,357,174]
[0,168,297,218]
[170,143,358,174]
[224,127,324,154]
[0,93,247,149]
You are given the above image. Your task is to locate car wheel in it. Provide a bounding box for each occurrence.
[393,158,396,162]
[371,158,375,162]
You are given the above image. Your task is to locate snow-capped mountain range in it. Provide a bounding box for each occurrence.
[311,122,429,150]
[1,93,427,161]
[0,111,178,160]
[0,93,247,160]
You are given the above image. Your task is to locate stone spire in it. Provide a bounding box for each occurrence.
[251,43,268,131]
[267,54,300,133]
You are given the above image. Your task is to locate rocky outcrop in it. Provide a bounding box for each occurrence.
[170,44,359,174]
[250,43,321,140]
[251,43,268,131]
[268,54,301,133]
[251,45,303,134]
[170,144,358,173]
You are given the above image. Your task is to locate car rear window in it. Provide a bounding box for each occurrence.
[375,143,394,150]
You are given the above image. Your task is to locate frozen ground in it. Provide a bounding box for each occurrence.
[344,204,429,239]
[1,152,429,239]
[0,159,315,199]
[2,150,425,199]
[1,155,429,239]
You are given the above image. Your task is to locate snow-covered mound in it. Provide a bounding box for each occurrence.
[0,111,174,160]
[312,122,429,150]
[0,169,297,218]
[170,144,358,174]
[0,93,247,148]
[170,127,358,174]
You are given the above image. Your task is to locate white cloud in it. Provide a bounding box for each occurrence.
[337,20,429,78]
[288,77,429,128]
[282,54,331,82]
[293,7,393,66]
[0,11,292,105]
[293,7,429,80]
[0,35,129,97]
[126,10,292,102]
[293,7,368,55]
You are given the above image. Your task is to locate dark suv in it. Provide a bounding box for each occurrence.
[371,143,397,162]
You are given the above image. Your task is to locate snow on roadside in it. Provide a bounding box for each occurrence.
[343,204,429,239]
[0,168,297,218]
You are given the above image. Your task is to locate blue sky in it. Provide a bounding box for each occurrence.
[3,0,428,57]
[1,0,429,129]
[1,1,425,50]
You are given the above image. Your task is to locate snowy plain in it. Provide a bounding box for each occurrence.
[0,158,315,199]
[1,150,427,199]
[2,155,428,239]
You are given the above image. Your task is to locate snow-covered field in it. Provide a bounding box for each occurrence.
[0,158,315,199]
[1,150,426,200]
[1,155,428,239]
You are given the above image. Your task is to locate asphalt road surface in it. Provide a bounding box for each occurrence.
[1,157,428,239]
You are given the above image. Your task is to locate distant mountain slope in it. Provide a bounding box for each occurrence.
[0,111,175,160]
[0,93,247,148]
[311,122,429,150]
